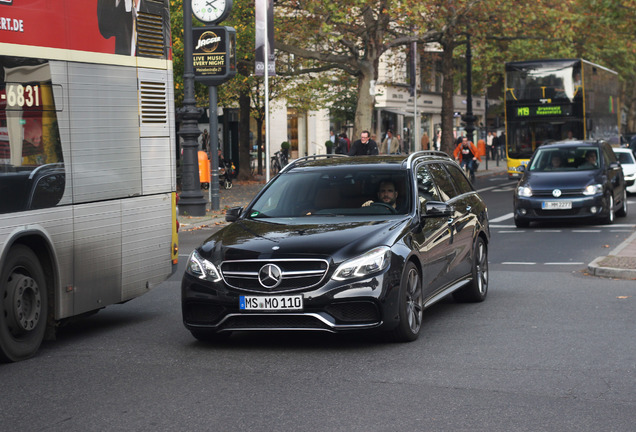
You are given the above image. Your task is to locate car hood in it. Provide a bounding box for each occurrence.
[523,171,600,189]
[620,164,636,176]
[199,217,409,263]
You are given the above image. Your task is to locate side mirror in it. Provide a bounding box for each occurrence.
[421,200,453,218]
[518,165,526,173]
[225,206,243,222]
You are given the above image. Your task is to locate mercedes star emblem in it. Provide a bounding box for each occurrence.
[258,264,282,289]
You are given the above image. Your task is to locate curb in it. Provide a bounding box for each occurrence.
[587,231,636,280]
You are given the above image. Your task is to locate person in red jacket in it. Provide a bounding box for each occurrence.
[453,136,481,181]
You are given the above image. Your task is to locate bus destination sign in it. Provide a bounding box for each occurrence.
[513,104,572,118]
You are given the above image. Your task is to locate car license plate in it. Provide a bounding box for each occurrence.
[240,295,303,311]
[542,201,572,210]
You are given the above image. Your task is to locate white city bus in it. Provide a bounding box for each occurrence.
[0,0,178,361]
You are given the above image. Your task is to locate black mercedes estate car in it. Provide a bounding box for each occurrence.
[513,140,628,227]
[182,152,490,342]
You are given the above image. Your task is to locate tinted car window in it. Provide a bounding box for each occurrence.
[444,163,473,195]
[249,168,410,217]
[427,163,457,201]
[529,146,608,171]
[416,164,441,204]
[615,151,635,165]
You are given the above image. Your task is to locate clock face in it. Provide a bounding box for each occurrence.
[192,0,229,23]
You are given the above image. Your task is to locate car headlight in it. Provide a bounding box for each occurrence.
[332,246,391,281]
[583,184,603,196]
[517,186,532,197]
[185,249,222,282]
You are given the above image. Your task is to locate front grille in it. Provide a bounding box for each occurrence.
[221,259,329,293]
[219,315,331,331]
[325,302,380,323]
[532,189,582,198]
[535,208,582,217]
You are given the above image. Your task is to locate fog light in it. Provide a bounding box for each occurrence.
[590,206,598,214]
[519,208,527,215]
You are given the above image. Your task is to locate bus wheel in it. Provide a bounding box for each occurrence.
[0,245,48,362]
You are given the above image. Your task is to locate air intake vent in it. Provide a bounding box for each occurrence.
[139,81,168,124]
[136,11,165,58]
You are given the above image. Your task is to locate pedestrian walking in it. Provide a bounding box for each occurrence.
[380,129,397,154]
[421,132,430,151]
[349,130,379,156]
[486,131,496,159]
[433,130,441,151]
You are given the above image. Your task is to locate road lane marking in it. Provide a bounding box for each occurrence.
[489,213,513,223]
[500,262,584,266]
[491,224,635,230]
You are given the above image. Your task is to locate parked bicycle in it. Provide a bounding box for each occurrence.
[270,150,288,175]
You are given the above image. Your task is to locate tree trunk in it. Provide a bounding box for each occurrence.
[237,90,252,181]
[353,62,377,141]
[440,38,456,157]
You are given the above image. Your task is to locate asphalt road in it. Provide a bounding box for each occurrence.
[1,174,635,432]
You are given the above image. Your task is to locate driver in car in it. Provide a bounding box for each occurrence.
[362,180,398,209]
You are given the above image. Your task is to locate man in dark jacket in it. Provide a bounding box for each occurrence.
[348,130,379,156]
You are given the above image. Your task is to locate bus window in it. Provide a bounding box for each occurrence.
[0,57,64,214]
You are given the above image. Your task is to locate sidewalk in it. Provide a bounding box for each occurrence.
[177,159,636,280]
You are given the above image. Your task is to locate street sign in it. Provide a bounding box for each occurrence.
[192,26,236,86]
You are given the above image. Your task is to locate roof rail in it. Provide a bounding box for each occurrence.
[279,154,348,174]
[405,151,452,167]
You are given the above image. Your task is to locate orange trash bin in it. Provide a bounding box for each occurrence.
[198,151,210,189]
[476,139,487,158]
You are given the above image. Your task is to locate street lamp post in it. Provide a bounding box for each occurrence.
[177,0,206,216]
[462,34,477,145]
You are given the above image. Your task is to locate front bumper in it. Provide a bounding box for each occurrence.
[514,194,607,221]
[181,269,401,334]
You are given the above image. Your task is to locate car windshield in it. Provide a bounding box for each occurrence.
[248,168,411,218]
[528,146,600,172]
[615,151,635,165]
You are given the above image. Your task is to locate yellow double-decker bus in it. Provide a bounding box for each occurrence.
[504,59,620,179]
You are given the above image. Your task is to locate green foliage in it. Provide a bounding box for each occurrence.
[169,0,636,132]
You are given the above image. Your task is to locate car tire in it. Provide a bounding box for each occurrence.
[514,217,530,228]
[601,194,615,224]
[453,236,488,303]
[0,245,48,363]
[616,189,627,218]
[190,330,231,343]
[389,262,423,342]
